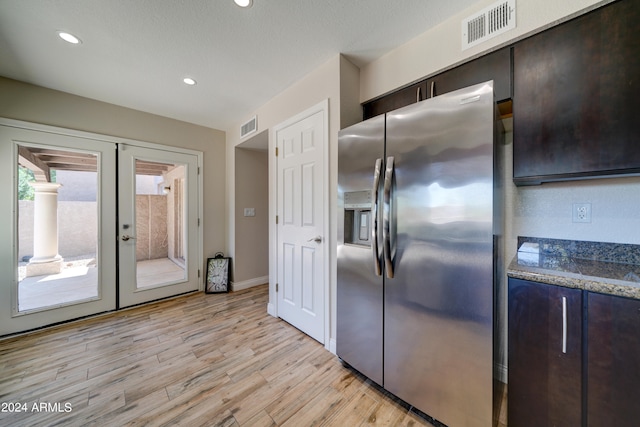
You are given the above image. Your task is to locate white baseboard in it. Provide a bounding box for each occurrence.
[267,302,276,317]
[328,338,337,355]
[231,276,268,292]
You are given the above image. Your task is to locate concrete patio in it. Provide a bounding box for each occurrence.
[18,257,185,312]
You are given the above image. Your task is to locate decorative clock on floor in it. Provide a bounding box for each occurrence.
[205,253,230,293]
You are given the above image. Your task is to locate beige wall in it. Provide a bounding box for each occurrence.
[0,76,226,270]
[234,148,269,284]
[18,201,98,259]
[135,195,168,261]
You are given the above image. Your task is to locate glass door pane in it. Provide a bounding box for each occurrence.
[17,148,100,312]
[134,159,186,288]
[118,144,200,308]
[0,124,117,336]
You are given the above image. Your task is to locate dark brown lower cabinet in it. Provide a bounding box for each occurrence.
[508,278,583,427]
[587,292,640,427]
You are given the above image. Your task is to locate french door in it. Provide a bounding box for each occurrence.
[117,144,200,308]
[0,120,201,336]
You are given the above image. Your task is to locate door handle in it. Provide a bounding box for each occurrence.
[562,296,567,354]
[383,156,395,279]
[121,235,136,241]
[307,236,322,243]
[372,158,383,276]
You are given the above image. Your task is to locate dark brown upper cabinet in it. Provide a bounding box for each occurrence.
[513,0,640,185]
[427,46,512,103]
[362,47,512,121]
[362,80,427,120]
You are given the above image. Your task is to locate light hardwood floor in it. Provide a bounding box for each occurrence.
[1,285,446,426]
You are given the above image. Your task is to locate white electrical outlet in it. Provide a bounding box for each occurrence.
[572,203,592,223]
[243,208,255,217]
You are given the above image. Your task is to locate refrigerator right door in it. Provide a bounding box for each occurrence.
[384,82,495,427]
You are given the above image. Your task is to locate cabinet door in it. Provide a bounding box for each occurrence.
[587,292,640,427]
[508,278,583,427]
[513,0,640,185]
[362,80,427,120]
[428,47,512,102]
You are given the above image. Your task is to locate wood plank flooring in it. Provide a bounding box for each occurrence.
[0,285,443,426]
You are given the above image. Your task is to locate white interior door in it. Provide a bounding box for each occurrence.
[0,123,117,336]
[276,107,327,343]
[118,144,200,308]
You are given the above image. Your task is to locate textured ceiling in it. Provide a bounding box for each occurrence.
[0,0,478,130]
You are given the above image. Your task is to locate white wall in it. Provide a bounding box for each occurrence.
[504,131,640,251]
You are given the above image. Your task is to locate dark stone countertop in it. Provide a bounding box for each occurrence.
[506,237,640,300]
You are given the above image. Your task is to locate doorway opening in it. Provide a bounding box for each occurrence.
[234,129,269,291]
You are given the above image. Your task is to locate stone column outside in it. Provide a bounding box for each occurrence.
[26,182,63,277]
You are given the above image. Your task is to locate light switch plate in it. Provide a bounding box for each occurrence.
[244,208,255,217]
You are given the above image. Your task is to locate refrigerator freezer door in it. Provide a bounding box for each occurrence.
[384,82,495,427]
[337,115,385,386]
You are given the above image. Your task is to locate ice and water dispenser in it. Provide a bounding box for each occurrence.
[343,190,372,247]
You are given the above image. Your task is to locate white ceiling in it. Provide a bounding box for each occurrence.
[0,0,479,131]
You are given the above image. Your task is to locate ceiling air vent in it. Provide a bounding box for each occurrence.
[240,116,257,138]
[462,0,516,51]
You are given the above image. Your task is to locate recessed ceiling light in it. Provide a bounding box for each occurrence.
[234,0,253,8]
[58,32,81,44]
[183,77,197,86]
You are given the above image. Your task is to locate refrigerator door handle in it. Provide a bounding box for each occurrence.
[372,158,383,276]
[383,156,395,279]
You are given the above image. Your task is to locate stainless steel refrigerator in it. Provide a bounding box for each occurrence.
[337,81,501,427]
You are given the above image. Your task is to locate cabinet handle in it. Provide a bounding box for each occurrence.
[431,81,435,98]
[562,296,567,354]
[416,87,422,103]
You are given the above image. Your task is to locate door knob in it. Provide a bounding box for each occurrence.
[307,236,322,243]
[121,235,136,241]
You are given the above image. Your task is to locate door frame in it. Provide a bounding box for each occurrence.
[0,117,203,335]
[117,144,201,308]
[269,99,330,348]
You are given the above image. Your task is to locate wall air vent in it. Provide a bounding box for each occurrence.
[462,0,516,51]
[240,116,257,138]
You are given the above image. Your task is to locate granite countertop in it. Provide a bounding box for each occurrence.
[507,237,640,300]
